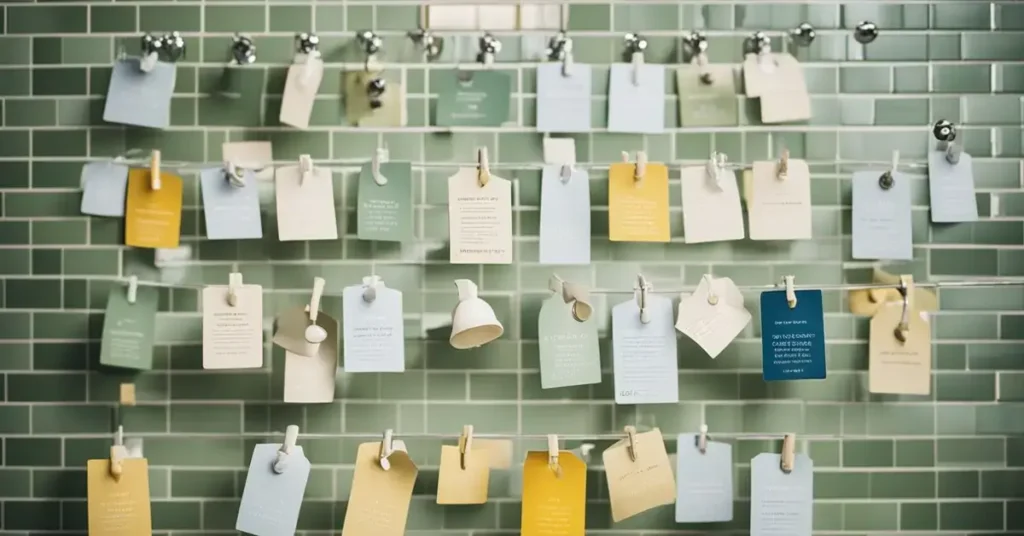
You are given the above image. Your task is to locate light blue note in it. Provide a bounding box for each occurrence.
[536,63,592,133]
[539,165,590,265]
[199,167,264,240]
[538,293,601,389]
[103,58,176,129]
[851,170,913,260]
[929,151,979,223]
[611,295,679,404]
[342,283,405,373]
[80,162,129,217]
[676,434,734,523]
[750,452,814,536]
[236,444,311,536]
[607,63,666,134]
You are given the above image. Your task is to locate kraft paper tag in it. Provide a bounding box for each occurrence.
[125,169,183,248]
[612,295,679,404]
[275,164,338,241]
[750,453,813,536]
[280,56,324,129]
[436,445,490,505]
[852,170,913,260]
[341,442,418,536]
[87,458,153,535]
[759,290,826,381]
[680,165,745,243]
[100,286,158,371]
[342,283,405,373]
[536,63,592,133]
[357,162,414,242]
[675,435,734,523]
[222,141,273,181]
[608,162,670,242]
[869,302,932,395]
[447,168,513,264]
[603,429,676,522]
[199,167,263,240]
[608,63,666,134]
[849,268,939,316]
[748,159,812,240]
[521,451,586,536]
[202,283,263,369]
[435,70,512,127]
[473,439,514,469]
[676,65,739,127]
[236,444,311,536]
[103,58,175,129]
[539,165,591,265]
[675,276,751,359]
[928,150,979,223]
[81,162,129,217]
[344,71,407,127]
[538,293,601,389]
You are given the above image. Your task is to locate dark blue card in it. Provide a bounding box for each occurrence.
[760,290,826,381]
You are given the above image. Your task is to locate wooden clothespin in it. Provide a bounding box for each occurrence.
[703,274,719,305]
[547,434,562,478]
[634,151,647,182]
[780,433,796,474]
[894,274,914,343]
[776,148,789,180]
[783,275,797,309]
[624,425,638,462]
[119,383,137,407]
[477,147,490,187]
[149,150,161,190]
[458,425,474,470]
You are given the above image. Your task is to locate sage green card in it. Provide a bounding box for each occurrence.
[100,286,158,370]
[537,294,601,389]
[357,162,414,242]
[435,70,511,127]
[677,65,739,127]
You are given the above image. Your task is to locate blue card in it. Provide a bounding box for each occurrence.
[536,63,592,133]
[80,162,129,217]
[759,290,826,381]
[103,58,176,129]
[236,444,311,536]
[750,453,813,536]
[929,150,979,223]
[199,167,263,240]
[851,170,913,260]
[607,63,665,134]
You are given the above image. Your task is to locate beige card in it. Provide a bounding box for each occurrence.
[748,159,812,240]
[869,302,932,395]
[473,438,514,469]
[344,71,407,127]
[280,56,324,129]
[849,268,938,316]
[359,82,406,128]
[275,165,338,241]
[87,458,153,535]
[223,141,274,181]
[448,168,513,264]
[202,284,264,369]
[680,165,745,243]
[760,88,811,124]
[602,429,676,522]
[282,312,339,403]
[342,442,419,536]
[436,445,490,504]
[745,54,811,123]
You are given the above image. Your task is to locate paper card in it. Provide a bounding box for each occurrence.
[202,284,263,369]
[342,283,405,373]
[608,63,666,134]
[675,434,734,523]
[236,444,311,536]
[680,165,745,243]
[87,458,152,535]
[275,164,338,241]
[869,302,932,395]
[759,290,826,381]
[103,58,175,129]
[538,293,601,389]
[851,170,913,260]
[750,453,813,536]
[521,451,586,536]
[279,56,324,129]
[358,81,406,128]
[81,162,129,217]
[282,312,339,404]
[100,286,158,371]
[676,65,739,127]
[603,428,676,522]
[929,151,978,223]
[436,445,490,505]
[125,169,183,249]
[341,442,418,536]
[357,162,414,242]
[748,159,812,240]
[539,166,591,265]
[272,307,332,357]
[543,138,576,165]
[435,70,512,127]
[447,168,513,264]
[199,167,263,240]
[675,276,751,359]
[608,162,670,243]
[474,439,514,469]
[848,268,939,317]
[612,295,679,404]
[743,52,800,97]
[223,141,274,181]
[760,88,812,124]
[536,63,592,133]
[343,71,407,127]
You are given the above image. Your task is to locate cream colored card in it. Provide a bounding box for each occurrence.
[474,439,513,469]
[87,458,153,535]
[608,162,670,242]
[521,451,586,536]
[223,141,274,181]
[282,312,339,403]
[675,276,751,359]
[743,53,811,123]
[869,302,932,395]
[275,164,338,241]
[748,159,812,240]
[447,168,513,264]
[760,87,811,124]
[280,56,324,129]
[436,445,490,505]
[202,284,263,369]
[342,442,418,536]
[603,429,676,522]
[681,165,745,243]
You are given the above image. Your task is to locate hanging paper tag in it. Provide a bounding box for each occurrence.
[222,141,274,181]
[536,63,592,133]
[521,451,586,535]
[759,289,826,381]
[612,295,679,404]
[852,170,913,260]
[279,55,324,129]
[87,457,153,534]
[675,276,751,359]
[202,283,263,369]
[676,65,739,127]
[356,161,414,242]
[748,159,812,240]
[341,442,419,536]
[236,444,311,536]
[80,162,130,217]
[435,70,512,127]
[342,283,405,373]
[750,453,813,536]
[100,286,158,371]
[447,168,513,264]
[681,165,745,243]
[539,165,591,265]
[675,434,734,523]
[275,164,338,241]
[436,444,490,505]
[608,162,670,243]
[538,293,601,389]
[199,167,263,240]
[869,302,932,395]
[103,58,175,129]
[280,310,339,403]
[608,63,666,134]
[928,150,979,223]
[125,169,183,248]
[603,428,676,522]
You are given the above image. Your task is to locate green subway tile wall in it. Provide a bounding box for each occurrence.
[1,0,1024,534]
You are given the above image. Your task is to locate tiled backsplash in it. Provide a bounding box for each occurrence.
[2,1,1024,534]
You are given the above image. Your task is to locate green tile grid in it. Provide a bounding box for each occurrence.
[2,0,1024,533]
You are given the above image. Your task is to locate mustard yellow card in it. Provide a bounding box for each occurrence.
[608,162,670,242]
[521,451,586,536]
[125,169,183,248]
[87,458,153,535]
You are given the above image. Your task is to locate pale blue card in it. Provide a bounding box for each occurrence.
[607,63,665,134]
[676,434,734,523]
[536,64,592,133]
[611,295,679,404]
[80,162,129,217]
[929,151,979,223]
[539,166,590,265]
[760,290,826,381]
[103,59,176,129]
[750,453,813,536]
[342,284,405,373]
[199,167,264,240]
[851,170,913,260]
[236,444,311,536]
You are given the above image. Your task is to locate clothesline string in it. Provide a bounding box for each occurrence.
[105,431,835,441]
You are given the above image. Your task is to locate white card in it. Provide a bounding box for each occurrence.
[543,138,577,165]
[608,63,666,134]
[742,52,799,97]
[760,88,812,124]
[929,151,978,223]
[447,168,513,264]
[748,159,812,240]
[611,295,679,405]
[539,165,591,265]
[199,167,264,240]
[681,165,745,243]
[750,453,813,536]
[283,313,339,403]
[852,170,913,260]
[675,435,734,523]
[279,56,324,129]
[202,284,264,369]
[675,276,751,359]
[80,161,129,217]
[342,282,405,373]
[275,165,338,241]
[236,444,311,536]
[223,141,274,181]
[536,63,592,133]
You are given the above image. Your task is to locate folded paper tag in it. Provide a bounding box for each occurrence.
[750,453,813,536]
[199,167,263,240]
[357,162,414,242]
[202,283,263,369]
[603,428,676,522]
[236,444,311,536]
[521,451,585,536]
[608,162,670,243]
[677,65,739,127]
[681,165,745,243]
[100,286,158,371]
[852,170,913,260]
[675,276,751,359]
[280,311,339,404]
[125,169,183,248]
[80,162,129,217]
[103,58,175,129]
[608,63,666,134]
[341,442,418,536]
[436,444,490,505]
[928,150,978,223]
[538,292,601,389]
[275,164,338,241]
[748,159,812,240]
[759,290,826,381]
[280,55,324,129]
[539,165,591,265]
[612,295,679,404]
[448,168,513,264]
[435,70,512,127]
[87,457,153,535]
[869,302,932,395]
[342,281,405,373]
[536,63,592,133]
[675,434,734,523]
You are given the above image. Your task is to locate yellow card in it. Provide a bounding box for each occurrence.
[521,451,586,536]
[341,442,418,536]
[125,169,183,248]
[602,429,676,522]
[608,162,670,242]
[436,445,490,505]
[87,458,153,535]
[474,438,514,469]
[869,302,932,395]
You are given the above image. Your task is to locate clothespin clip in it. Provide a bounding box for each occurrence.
[362,274,382,303]
[894,274,914,343]
[624,33,647,87]
[304,277,328,344]
[579,443,595,463]
[705,151,728,190]
[783,275,797,309]
[634,151,647,182]
[295,32,322,84]
[371,147,389,186]
[477,147,491,187]
[547,434,562,478]
[703,274,719,305]
[458,425,474,470]
[127,275,139,305]
[110,424,127,481]
[696,424,709,454]
[272,425,300,474]
[776,149,789,180]
[227,272,243,307]
[879,150,899,190]
[139,33,162,73]
[379,429,395,471]
[549,274,593,322]
[149,150,161,191]
[624,425,639,462]
[780,433,796,474]
[224,161,246,188]
[635,274,651,324]
[298,154,313,185]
